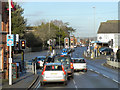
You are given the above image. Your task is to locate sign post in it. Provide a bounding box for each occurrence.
[8,0,12,85]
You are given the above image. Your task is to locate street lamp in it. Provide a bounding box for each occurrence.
[59,25,61,49]
[93,7,96,40]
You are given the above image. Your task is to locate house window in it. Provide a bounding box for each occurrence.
[99,36,102,40]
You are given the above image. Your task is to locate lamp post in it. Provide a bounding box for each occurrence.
[93,7,96,40]
[59,25,61,49]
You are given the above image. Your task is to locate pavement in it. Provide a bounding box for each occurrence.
[1,71,38,89]
[1,49,56,89]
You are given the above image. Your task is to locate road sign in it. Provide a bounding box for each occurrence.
[14,34,19,42]
[7,34,14,46]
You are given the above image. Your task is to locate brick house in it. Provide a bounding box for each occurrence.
[0,1,9,79]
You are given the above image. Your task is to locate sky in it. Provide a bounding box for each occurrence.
[20,1,118,37]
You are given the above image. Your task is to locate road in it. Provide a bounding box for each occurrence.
[25,47,119,89]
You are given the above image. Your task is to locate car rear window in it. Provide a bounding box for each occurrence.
[37,58,45,61]
[54,57,71,64]
[73,59,85,63]
[45,65,62,71]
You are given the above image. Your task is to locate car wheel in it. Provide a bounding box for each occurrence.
[41,82,44,86]
[83,69,87,72]
[71,74,74,79]
[63,81,67,85]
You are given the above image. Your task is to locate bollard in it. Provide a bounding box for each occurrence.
[32,62,34,74]
[91,51,94,59]
[35,62,37,74]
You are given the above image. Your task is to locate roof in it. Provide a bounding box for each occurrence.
[37,56,46,58]
[97,20,120,34]
[46,63,62,66]
[91,41,102,44]
[71,58,84,60]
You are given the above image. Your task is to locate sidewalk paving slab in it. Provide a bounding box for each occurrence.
[1,72,38,89]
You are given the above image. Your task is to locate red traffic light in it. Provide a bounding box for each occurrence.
[71,38,73,41]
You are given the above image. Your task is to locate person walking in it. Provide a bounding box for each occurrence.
[116,48,120,62]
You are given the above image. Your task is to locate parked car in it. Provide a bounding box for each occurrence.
[36,56,46,69]
[40,63,68,86]
[99,47,113,55]
[53,55,74,78]
[71,58,87,72]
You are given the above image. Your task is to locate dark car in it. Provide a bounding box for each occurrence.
[99,47,113,55]
[36,56,46,69]
[43,56,54,66]
[53,55,74,79]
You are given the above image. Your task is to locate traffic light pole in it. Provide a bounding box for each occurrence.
[21,50,24,70]
[9,0,12,85]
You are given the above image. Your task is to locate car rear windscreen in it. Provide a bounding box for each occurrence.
[54,57,71,64]
[37,58,45,61]
[73,59,85,63]
[45,65,62,71]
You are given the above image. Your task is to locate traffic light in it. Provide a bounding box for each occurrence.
[20,40,26,50]
[64,37,69,48]
[15,42,20,50]
[49,39,52,45]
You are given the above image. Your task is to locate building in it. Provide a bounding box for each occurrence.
[97,20,120,53]
[0,2,9,79]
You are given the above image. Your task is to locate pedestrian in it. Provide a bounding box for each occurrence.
[116,48,120,62]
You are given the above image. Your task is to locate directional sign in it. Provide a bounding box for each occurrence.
[7,34,14,46]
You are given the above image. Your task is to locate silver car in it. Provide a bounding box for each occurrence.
[40,63,68,86]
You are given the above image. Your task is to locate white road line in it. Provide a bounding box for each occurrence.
[112,79,120,84]
[89,69,120,84]
[35,80,41,90]
[73,79,77,88]
[95,71,100,74]
[102,74,109,78]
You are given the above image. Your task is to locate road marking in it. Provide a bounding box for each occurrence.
[94,71,100,74]
[35,80,41,90]
[112,79,120,84]
[79,72,85,74]
[102,74,109,78]
[73,79,77,88]
[89,69,120,84]
[74,73,80,75]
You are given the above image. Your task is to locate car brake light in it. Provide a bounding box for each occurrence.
[42,65,46,75]
[62,65,66,75]
[38,61,40,63]
[84,59,86,63]
[61,55,64,57]
[70,62,73,69]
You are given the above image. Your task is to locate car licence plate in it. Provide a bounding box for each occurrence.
[51,73,57,75]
